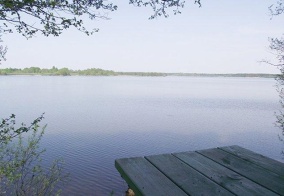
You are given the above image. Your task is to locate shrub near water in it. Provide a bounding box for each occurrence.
[0,114,67,195]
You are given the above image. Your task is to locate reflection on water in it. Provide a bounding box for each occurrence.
[0,76,282,195]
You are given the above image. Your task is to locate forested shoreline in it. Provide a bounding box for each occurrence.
[0,66,278,78]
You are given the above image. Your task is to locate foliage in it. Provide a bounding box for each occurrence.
[0,66,279,77]
[0,35,6,62]
[0,114,67,195]
[270,0,284,16]
[0,0,118,63]
[0,0,200,38]
[56,68,70,76]
[270,37,284,153]
[0,0,118,38]
[0,66,117,76]
[0,0,202,63]
[129,0,201,19]
[77,68,116,76]
[268,0,284,155]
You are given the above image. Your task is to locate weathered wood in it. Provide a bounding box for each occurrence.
[145,153,234,196]
[219,145,284,176]
[198,148,284,195]
[173,151,278,196]
[115,157,187,196]
[115,145,284,196]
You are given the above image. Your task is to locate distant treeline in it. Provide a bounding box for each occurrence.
[0,67,116,76]
[0,66,279,78]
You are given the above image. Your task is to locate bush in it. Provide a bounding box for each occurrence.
[0,114,67,195]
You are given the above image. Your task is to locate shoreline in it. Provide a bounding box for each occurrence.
[0,73,278,78]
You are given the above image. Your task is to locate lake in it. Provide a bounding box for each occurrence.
[0,76,283,195]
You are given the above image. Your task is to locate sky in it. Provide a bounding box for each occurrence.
[1,0,283,74]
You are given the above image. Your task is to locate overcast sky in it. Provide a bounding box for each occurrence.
[1,0,283,73]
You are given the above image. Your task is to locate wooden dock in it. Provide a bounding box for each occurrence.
[115,145,284,196]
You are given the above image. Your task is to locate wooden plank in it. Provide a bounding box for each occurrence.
[174,151,278,196]
[115,157,187,196]
[145,153,234,196]
[219,145,284,176]
[198,148,284,195]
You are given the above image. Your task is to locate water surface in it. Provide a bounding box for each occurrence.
[0,76,282,195]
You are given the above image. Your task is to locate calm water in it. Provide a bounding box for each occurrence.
[0,76,283,195]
